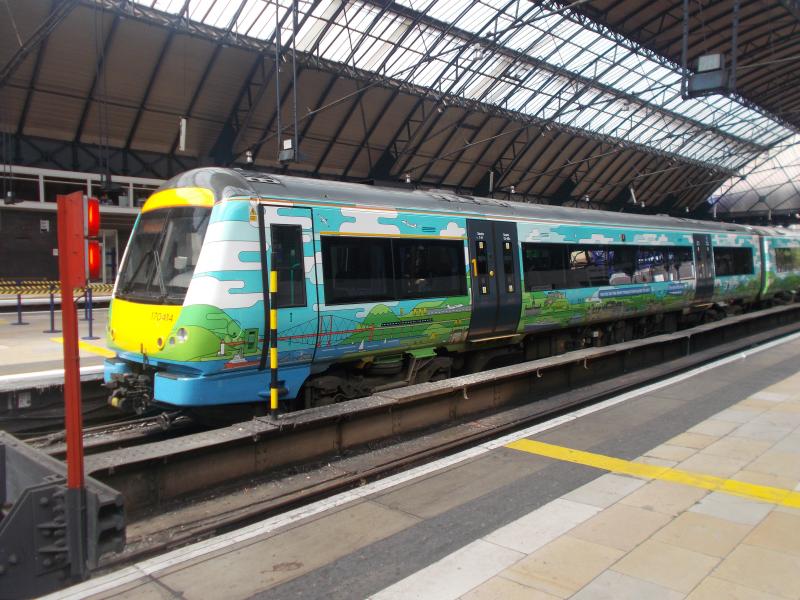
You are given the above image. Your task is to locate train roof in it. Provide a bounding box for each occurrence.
[161,167,784,237]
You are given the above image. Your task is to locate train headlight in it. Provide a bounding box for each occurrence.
[176,327,189,343]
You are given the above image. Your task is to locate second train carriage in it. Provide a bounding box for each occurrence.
[104,168,800,414]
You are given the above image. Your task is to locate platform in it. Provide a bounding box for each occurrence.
[50,333,800,600]
[0,308,110,389]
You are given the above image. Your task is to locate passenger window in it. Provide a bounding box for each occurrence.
[668,246,695,280]
[502,239,515,293]
[394,239,466,299]
[271,224,307,307]
[522,243,567,291]
[321,236,394,305]
[635,246,668,283]
[608,246,635,285]
[713,247,753,276]
[568,246,608,288]
[775,247,800,272]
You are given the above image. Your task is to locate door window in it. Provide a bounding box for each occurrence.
[271,224,307,307]
[501,238,515,293]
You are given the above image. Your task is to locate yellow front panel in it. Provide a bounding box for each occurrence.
[108,298,183,355]
[141,187,214,213]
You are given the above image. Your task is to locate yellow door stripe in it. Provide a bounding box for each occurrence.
[506,438,800,509]
[50,337,116,359]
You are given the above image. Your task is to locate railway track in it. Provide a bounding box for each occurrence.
[24,413,203,458]
[81,302,800,572]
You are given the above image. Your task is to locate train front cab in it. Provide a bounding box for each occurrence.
[104,187,214,413]
[104,189,320,414]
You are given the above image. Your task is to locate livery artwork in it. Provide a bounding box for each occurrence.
[104,168,800,411]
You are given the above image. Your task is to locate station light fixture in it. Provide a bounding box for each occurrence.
[178,117,187,153]
[278,138,295,163]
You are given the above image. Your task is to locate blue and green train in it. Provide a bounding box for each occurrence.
[104,167,800,414]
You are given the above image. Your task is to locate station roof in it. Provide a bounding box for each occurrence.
[711,133,800,220]
[564,0,800,134]
[1,0,798,216]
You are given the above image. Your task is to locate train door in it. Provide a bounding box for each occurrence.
[692,233,714,303]
[466,219,522,340]
[261,205,318,365]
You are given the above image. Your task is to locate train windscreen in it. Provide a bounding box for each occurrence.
[116,206,210,305]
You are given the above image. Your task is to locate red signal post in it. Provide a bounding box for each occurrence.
[56,191,100,579]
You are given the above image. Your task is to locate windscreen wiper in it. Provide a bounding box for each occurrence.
[151,250,167,300]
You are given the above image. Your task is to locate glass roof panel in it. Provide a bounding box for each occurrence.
[125,0,794,171]
[712,134,800,215]
[151,0,186,13]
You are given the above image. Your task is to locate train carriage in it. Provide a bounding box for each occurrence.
[104,168,800,415]
[759,227,800,299]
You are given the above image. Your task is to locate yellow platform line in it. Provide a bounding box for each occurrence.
[50,337,115,359]
[506,438,800,509]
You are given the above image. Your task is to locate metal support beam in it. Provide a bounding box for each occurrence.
[13,133,198,179]
[15,0,55,138]
[74,15,120,143]
[169,45,221,154]
[436,113,495,187]
[0,0,80,88]
[312,83,365,175]
[340,89,399,179]
[124,31,177,150]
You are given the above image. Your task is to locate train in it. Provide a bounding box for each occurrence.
[104,167,800,416]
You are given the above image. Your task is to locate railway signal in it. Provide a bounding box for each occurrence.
[0,193,124,598]
[55,191,121,582]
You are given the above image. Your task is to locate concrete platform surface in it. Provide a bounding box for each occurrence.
[48,333,800,600]
[0,308,110,377]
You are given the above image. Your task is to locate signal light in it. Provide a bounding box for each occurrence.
[84,196,101,281]
[86,197,100,238]
[87,240,101,280]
